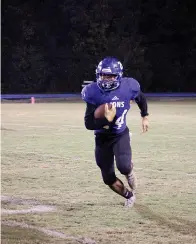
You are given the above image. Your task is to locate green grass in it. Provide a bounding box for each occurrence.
[1,101,196,244]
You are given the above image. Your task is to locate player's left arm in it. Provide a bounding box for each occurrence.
[129,78,149,133]
[134,91,149,133]
[135,91,149,117]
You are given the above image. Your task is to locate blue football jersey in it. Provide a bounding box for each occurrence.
[82,77,140,134]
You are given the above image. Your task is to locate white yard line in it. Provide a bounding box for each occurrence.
[1,205,56,215]
[1,195,96,244]
[1,195,56,215]
[2,220,96,244]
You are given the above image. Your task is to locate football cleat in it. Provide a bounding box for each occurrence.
[124,193,136,207]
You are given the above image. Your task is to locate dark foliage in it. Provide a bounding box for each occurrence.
[2,0,196,93]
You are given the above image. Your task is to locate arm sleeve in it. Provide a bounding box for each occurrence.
[129,78,141,100]
[134,91,149,117]
[84,102,110,130]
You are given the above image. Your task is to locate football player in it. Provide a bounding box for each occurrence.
[81,57,149,207]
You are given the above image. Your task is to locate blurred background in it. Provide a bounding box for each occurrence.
[1,0,196,94]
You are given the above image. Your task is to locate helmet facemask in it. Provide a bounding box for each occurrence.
[97,73,120,91]
[96,57,123,91]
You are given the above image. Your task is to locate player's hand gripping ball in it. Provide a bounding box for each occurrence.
[94,103,111,118]
[94,103,116,122]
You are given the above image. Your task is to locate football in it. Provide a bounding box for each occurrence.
[94,103,112,119]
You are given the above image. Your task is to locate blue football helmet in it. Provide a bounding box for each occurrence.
[96,57,123,91]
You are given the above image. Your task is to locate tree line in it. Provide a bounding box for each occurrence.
[2,0,196,93]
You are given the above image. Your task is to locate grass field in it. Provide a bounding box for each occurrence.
[1,101,196,244]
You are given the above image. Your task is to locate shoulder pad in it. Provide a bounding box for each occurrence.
[122,77,140,91]
[81,83,97,104]
[122,77,140,99]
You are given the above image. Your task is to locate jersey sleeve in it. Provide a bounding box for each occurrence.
[81,84,96,105]
[135,92,149,117]
[129,78,141,100]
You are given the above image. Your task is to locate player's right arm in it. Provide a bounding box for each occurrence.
[84,102,111,130]
[81,85,110,130]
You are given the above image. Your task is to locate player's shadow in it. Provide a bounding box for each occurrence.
[135,203,196,236]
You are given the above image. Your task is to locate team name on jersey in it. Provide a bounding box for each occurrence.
[110,101,125,108]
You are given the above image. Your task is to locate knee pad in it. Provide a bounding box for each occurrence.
[116,155,132,175]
